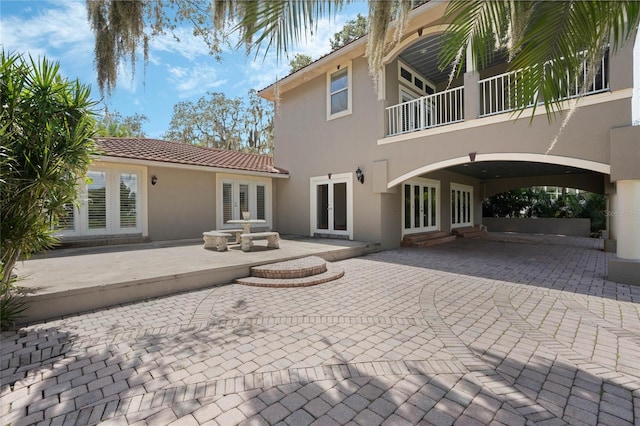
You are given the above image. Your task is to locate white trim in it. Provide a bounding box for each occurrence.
[309,173,354,240]
[450,183,474,228]
[382,24,449,65]
[401,177,440,236]
[57,162,148,237]
[327,61,353,121]
[97,155,289,179]
[388,153,611,189]
[379,88,633,146]
[398,60,435,97]
[215,173,272,230]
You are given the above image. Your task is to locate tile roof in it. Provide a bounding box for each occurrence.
[95,138,287,175]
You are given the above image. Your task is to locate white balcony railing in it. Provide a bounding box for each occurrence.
[386,86,464,136]
[479,53,609,117]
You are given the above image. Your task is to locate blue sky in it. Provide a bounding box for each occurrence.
[1,0,367,138]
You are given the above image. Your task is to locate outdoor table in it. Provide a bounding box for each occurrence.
[227,219,266,234]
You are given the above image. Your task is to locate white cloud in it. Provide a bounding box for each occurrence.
[166,63,227,98]
[149,27,212,61]
[0,1,93,62]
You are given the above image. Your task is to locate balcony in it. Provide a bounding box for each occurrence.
[387,86,464,137]
[386,53,609,137]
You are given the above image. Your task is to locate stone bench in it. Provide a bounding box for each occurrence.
[202,231,233,251]
[240,232,280,252]
[224,229,244,244]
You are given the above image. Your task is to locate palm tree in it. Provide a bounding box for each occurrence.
[0,51,98,291]
[88,0,640,120]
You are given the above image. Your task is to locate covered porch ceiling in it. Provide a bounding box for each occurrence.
[398,34,507,85]
[447,161,595,180]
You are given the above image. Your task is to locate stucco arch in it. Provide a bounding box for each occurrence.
[387,153,611,189]
[382,25,448,66]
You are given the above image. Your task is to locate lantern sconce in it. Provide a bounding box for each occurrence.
[151,175,158,186]
[355,167,364,184]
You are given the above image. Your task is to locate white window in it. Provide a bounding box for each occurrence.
[327,62,352,120]
[397,60,435,96]
[451,183,473,228]
[55,165,145,237]
[217,175,271,228]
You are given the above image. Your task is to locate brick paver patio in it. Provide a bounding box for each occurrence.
[2,233,640,425]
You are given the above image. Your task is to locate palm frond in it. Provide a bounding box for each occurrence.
[441,0,640,120]
[233,1,345,61]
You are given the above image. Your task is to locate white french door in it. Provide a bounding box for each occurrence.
[219,177,270,228]
[310,174,353,239]
[403,178,439,235]
[55,166,144,237]
[451,183,473,228]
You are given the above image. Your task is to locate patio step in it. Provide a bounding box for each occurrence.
[236,256,344,288]
[401,231,456,248]
[451,226,487,238]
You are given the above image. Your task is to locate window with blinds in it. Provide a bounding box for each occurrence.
[87,171,107,230]
[256,185,266,220]
[54,168,142,236]
[53,203,75,231]
[119,173,138,228]
[220,180,270,226]
[223,183,233,223]
[239,184,249,215]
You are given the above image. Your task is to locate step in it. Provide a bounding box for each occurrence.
[236,265,344,288]
[455,230,486,238]
[451,226,487,238]
[407,235,457,248]
[402,231,452,247]
[250,256,327,279]
[402,231,449,241]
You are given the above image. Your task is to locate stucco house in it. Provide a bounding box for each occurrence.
[258,2,640,284]
[56,137,288,244]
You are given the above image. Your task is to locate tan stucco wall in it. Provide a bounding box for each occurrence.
[274,55,385,242]
[147,167,217,241]
[377,96,631,186]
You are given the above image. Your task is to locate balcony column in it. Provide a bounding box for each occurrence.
[608,126,640,285]
[464,44,480,120]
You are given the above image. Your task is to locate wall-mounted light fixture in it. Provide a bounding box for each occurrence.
[468,152,477,162]
[355,167,365,184]
[151,175,158,186]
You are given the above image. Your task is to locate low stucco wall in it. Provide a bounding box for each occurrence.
[482,217,591,237]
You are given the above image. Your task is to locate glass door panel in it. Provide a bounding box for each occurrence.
[333,182,347,231]
[312,177,350,237]
[87,171,107,231]
[403,179,439,235]
[317,184,329,230]
[239,184,249,217]
[119,173,138,229]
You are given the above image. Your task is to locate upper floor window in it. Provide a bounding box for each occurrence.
[327,62,352,120]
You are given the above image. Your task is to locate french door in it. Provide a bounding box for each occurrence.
[403,178,439,235]
[311,174,352,239]
[451,183,473,228]
[221,180,268,225]
[55,167,143,236]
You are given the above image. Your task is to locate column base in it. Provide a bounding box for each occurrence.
[603,239,617,253]
[608,257,640,286]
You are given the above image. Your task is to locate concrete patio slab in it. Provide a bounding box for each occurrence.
[2,233,640,425]
[13,236,379,324]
